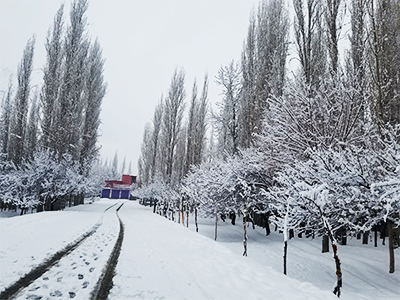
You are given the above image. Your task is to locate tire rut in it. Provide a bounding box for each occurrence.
[0,203,118,300]
[90,203,125,300]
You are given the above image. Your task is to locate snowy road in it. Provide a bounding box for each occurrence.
[0,200,123,299]
[1,199,398,300]
[109,202,337,300]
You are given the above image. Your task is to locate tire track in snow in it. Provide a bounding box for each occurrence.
[0,203,118,300]
[90,203,125,300]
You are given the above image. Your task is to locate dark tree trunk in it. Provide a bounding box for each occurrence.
[388,221,395,273]
[362,231,369,245]
[322,235,330,253]
[265,215,270,236]
[289,229,294,240]
[374,229,378,247]
[283,240,287,275]
[381,222,387,246]
[243,213,247,257]
[195,206,198,232]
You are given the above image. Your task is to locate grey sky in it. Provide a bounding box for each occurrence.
[0,0,260,174]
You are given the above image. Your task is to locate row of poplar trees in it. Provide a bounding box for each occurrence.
[138,70,209,188]
[0,0,106,208]
[138,0,400,187]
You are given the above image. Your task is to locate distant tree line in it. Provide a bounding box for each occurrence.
[135,0,400,293]
[0,0,109,213]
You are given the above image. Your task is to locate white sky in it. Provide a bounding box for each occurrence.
[0,0,261,175]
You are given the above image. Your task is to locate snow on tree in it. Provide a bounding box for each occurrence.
[215,61,241,156]
[258,75,366,169]
[111,151,119,180]
[184,75,209,175]
[54,0,89,161]
[7,36,36,166]
[366,0,400,132]
[40,3,64,152]
[25,89,40,161]
[79,38,106,173]
[293,0,327,90]
[0,78,13,156]
[138,123,153,186]
[160,68,186,183]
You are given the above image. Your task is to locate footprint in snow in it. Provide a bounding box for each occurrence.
[89,267,94,272]
[82,281,89,289]
[26,295,42,300]
[49,290,62,297]
[43,277,49,281]
[57,277,62,282]
[78,274,84,280]
[69,292,76,298]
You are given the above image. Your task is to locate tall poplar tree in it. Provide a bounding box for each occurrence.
[79,39,106,172]
[367,0,400,132]
[40,4,64,152]
[161,68,186,183]
[7,36,36,166]
[0,78,13,156]
[55,0,89,161]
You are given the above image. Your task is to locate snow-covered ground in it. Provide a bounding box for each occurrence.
[0,199,398,300]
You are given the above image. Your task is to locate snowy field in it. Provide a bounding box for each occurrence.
[0,199,398,300]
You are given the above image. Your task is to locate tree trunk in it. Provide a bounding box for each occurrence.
[181,201,184,226]
[381,222,387,245]
[362,231,369,245]
[265,215,270,236]
[283,240,287,275]
[195,206,198,233]
[214,206,218,241]
[243,212,248,257]
[323,218,342,298]
[388,221,395,273]
[322,234,330,253]
[374,228,378,247]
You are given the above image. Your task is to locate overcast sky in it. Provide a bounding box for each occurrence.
[0,0,263,174]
